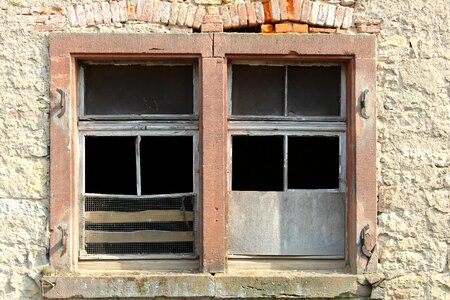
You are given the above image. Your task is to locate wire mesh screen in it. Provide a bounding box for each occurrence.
[82,194,195,255]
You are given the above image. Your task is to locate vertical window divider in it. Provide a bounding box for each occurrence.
[283,135,288,192]
[136,135,142,196]
[284,66,288,117]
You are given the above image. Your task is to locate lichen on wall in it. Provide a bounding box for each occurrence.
[0,0,449,299]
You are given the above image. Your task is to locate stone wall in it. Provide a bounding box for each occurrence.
[0,0,448,299]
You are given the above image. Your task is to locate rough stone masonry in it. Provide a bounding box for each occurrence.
[0,0,449,299]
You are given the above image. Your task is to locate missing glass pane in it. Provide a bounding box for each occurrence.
[287,66,341,116]
[232,65,284,116]
[85,136,137,195]
[288,136,340,189]
[140,136,193,195]
[84,64,194,115]
[232,136,284,191]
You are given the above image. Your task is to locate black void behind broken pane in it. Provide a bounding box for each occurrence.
[232,136,284,191]
[140,136,193,195]
[288,136,340,189]
[287,66,341,116]
[84,65,194,115]
[85,136,137,195]
[232,65,284,116]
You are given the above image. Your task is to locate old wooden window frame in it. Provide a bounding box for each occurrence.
[49,33,376,274]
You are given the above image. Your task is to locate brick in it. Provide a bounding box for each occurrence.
[142,0,153,22]
[275,22,293,33]
[177,3,188,26]
[260,23,273,33]
[341,7,354,29]
[84,4,95,26]
[308,1,320,25]
[37,6,63,15]
[219,5,232,30]
[127,1,137,20]
[118,0,128,22]
[169,2,179,26]
[269,0,280,22]
[254,2,265,24]
[262,1,271,23]
[309,26,336,33]
[356,23,381,33]
[316,3,327,26]
[32,15,48,23]
[46,14,66,25]
[291,0,303,21]
[67,5,77,26]
[206,6,220,15]
[101,2,112,24]
[151,0,162,23]
[192,5,205,29]
[75,5,87,27]
[238,3,247,27]
[160,2,170,24]
[333,5,345,28]
[325,4,336,27]
[32,23,64,31]
[300,0,311,23]
[92,2,103,24]
[246,3,257,26]
[280,0,288,20]
[110,1,121,23]
[136,0,146,21]
[293,23,308,32]
[204,15,222,23]
[228,4,240,29]
[185,4,197,28]
[201,22,223,32]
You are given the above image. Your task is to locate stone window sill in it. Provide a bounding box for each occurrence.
[42,271,383,299]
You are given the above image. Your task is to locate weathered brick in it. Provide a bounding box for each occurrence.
[308,1,320,25]
[228,4,240,29]
[280,0,288,20]
[201,22,223,32]
[136,0,146,21]
[151,0,162,23]
[238,3,247,27]
[206,6,220,15]
[84,4,95,26]
[46,14,66,25]
[246,3,257,26]
[325,4,336,27]
[67,5,77,26]
[333,5,345,28]
[195,0,222,5]
[36,6,63,15]
[261,23,273,33]
[341,7,354,29]
[254,2,265,24]
[356,23,380,33]
[118,0,128,22]
[299,0,311,23]
[92,2,103,24]
[75,4,87,27]
[291,0,303,21]
[32,23,64,31]
[127,1,137,20]
[169,2,179,26]
[204,15,222,23]
[316,3,327,26]
[219,5,232,30]
[160,2,170,24]
[101,2,112,24]
[110,1,121,23]
[293,23,308,32]
[309,26,336,33]
[275,22,293,32]
[32,15,48,23]
[177,3,188,26]
[269,0,281,22]
[185,4,197,28]
[192,5,205,29]
[142,0,153,21]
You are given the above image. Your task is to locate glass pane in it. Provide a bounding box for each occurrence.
[232,65,284,116]
[288,136,339,189]
[85,136,137,195]
[140,136,193,195]
[232,136,284,191]
[287,66,341,116]
[84,65,194,115]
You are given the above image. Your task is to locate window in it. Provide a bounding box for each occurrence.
[49,34,376,274]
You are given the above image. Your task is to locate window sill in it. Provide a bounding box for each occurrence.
[42,271,381,299]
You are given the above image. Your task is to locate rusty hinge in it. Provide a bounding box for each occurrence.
[360,89,370,119]
[360,224,376,258]
[57,225,68,257]
[56,88,67,118]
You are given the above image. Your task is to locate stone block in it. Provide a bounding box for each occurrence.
[333,5,345,28]
[151,0,162,23]
[228,4,239,29]
[84,4,95,26]
[142,0,154,22]
[275,22,293,32]
[127,1,137,20]
[75,4,87,27]
[356,23,381,33]
[110,1,121,23]
[193,5,206,29]
[341,7,354,29]
[201,22,224,32]
[317,2,328,26]
[118,0,128,22]
[300,0,311,23]
[177,3,188,26]
[92,2,103,24]
[136,0,146,21]
[185,4,197,28]
[66,5,77,26]
[219,5,232,30]
[101,1,112,24]
[309,26,337,33]
[195,0,222,5]
[238,3,247,27]
[308,1,320,25]
[269,0,280,22]
[169,2,179,26]
[254,2,265,24]
[160,1,170,24]
[293,23,308,32]
[291,0,303,21]
[325,4,336,27]
[246,2,257,26]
